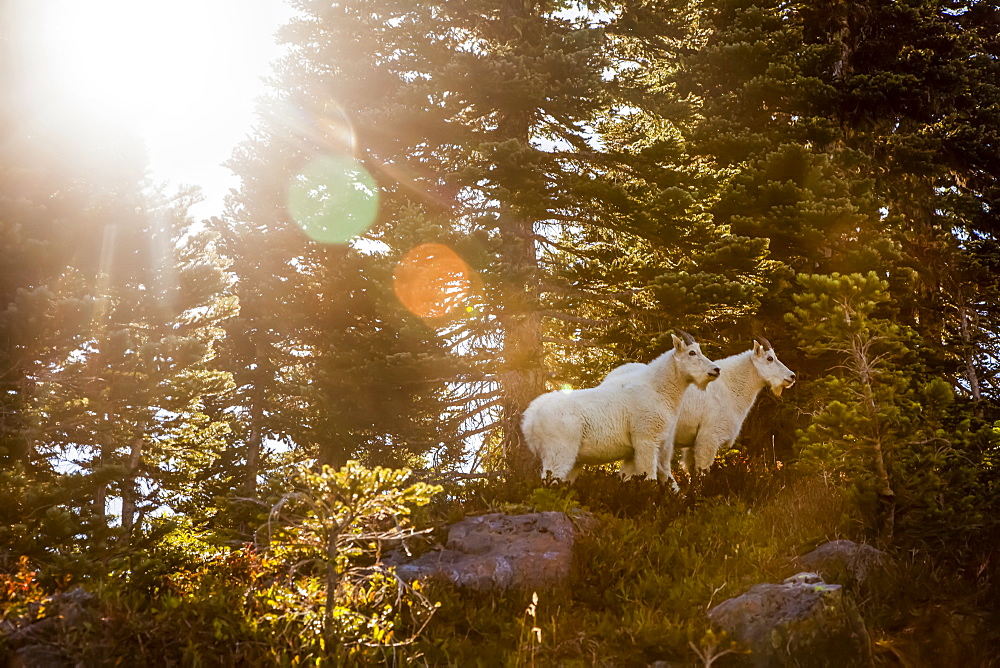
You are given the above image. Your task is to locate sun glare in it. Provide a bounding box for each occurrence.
[393,244,477,320]
[288,155,380,244]
[23,0,291,210]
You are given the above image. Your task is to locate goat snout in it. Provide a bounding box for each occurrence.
[786,373,797,386]
[708,366,721,377]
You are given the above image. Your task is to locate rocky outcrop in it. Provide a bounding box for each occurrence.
[389,511,590,591]
[2,587,95,668]
[708,572,873,667]
[797,540,885,587]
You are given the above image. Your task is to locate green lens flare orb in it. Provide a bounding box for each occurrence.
[287,154,379,244]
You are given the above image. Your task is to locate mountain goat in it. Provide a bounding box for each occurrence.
[603,337,795,473]
[521,331,721,488]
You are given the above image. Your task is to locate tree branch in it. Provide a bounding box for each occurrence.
[457,421,501,440]
[543,336,606,348]
[539,310,612,326]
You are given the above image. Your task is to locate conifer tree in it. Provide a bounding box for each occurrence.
[213,119,461,499]
[787,272,908,538]
[0,124,102,564]
[22,191,238,541]
[579,0,863,459]
[0,70,236,555]
[818,0,1000,409]
[223,0,779,478]
[639,0,1000,461]
[788,270,998,544]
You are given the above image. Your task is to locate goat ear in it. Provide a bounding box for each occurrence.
[753,340,763,355]
[671,333,685,350]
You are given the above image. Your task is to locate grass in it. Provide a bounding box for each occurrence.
[5,457,999,666]
[411,463,860,666]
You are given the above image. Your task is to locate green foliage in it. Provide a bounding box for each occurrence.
[264,461,442,650]
[6,461,1000,666]
[1,464,444,665]
[524,485,581,515]
[4,0,1000,664]
[787,271,1000,548]
[413,472,858,666]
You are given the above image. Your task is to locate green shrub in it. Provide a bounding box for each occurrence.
[411,472,856,666]
[1,462,444,666]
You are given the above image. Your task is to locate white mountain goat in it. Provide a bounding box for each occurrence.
[603,337,796,473]
[521,331,721,488]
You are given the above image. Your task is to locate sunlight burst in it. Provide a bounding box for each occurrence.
[25,0,290,205]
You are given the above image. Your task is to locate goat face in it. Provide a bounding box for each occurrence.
[751,339,796,397]
[672,332,721,391]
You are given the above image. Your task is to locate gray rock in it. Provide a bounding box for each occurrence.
[2,587,95,667]
[9,644,73,668]
[708,572,873,667]
[389,511,588,590]
[797,540,885,587]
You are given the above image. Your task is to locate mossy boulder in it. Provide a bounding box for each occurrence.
[708,572,873,667]
[2,587,96,667]
[797,540,885,587]
[389,511,593,590]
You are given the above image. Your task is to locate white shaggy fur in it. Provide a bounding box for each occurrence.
[521,333,721,488]
[604,339,796,473]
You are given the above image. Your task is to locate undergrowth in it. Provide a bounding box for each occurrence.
[4,458,999,665]
[411,463,860,666]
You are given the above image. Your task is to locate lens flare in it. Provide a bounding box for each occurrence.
[287,154,379,244]
[393,243,474,320]
[318,103,356,154]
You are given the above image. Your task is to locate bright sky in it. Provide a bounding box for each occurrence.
[19,0,294,217]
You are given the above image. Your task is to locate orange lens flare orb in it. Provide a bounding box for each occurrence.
[287,154,379,244]
[393,243,473,320]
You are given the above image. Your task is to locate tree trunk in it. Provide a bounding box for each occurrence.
[852,334,895,542]
[242,379,265,496]
[497,195,544,477]
[93,418,110,527]
[956,288,983,416]
[120,430,145,537]
[493,1,546,480]
[93,470,107,524]
[870,436,895,544]
[14,376,37,465]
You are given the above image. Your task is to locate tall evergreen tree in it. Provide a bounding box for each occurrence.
[0,115,105,565]
[21,189,237,542]
[223,0,773,478]
[213,114,462,497]
[0,68,235,559]
[817,0,1000,408]
[633,0,1000,461]
[788,270,998,545]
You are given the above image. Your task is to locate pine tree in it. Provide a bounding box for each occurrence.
[788,270,999,544]
[819,0,1000,410]
[23,191,237,542]
[0,64,153,559]
[0,56,238,556]
[787,272,909,538]
[212,1,650,477]
[213,117,462,503]
[573,0,872,460]
[631,0,1000,463]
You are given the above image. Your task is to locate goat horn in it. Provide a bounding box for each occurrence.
[676,329,696,345]
[754,336,772,350]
